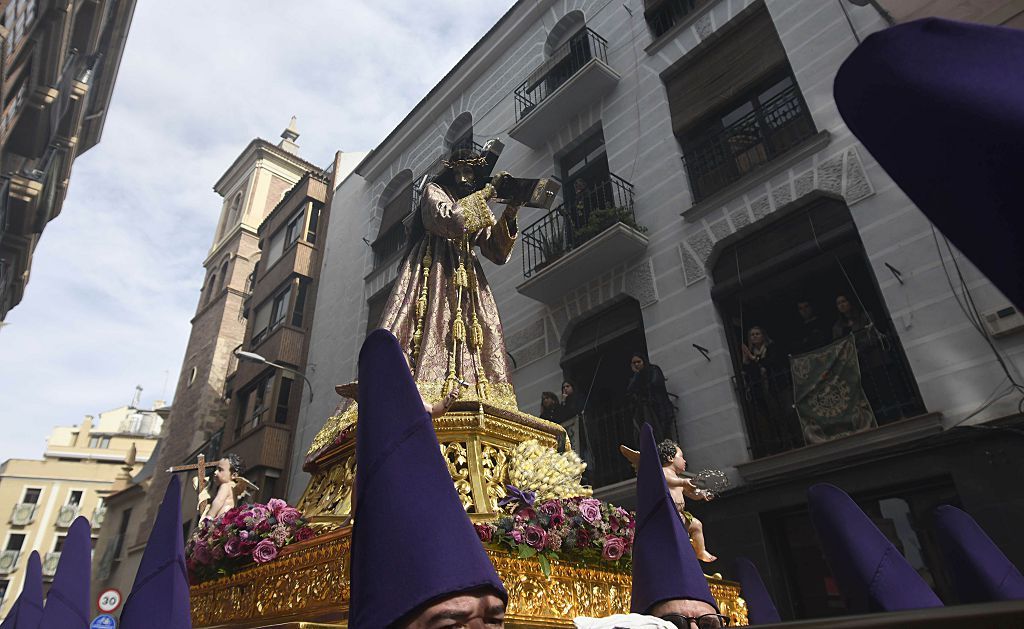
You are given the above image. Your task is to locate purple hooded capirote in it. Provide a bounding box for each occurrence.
[0,551,43,629]
[834,18,1024,310]
[807,483,942,612]
[38,516,91,628]
[630,422,717,614]
[732,557,781,624]
[933,505,1024,603]
[120,474,192,628]
[346,329,506,628]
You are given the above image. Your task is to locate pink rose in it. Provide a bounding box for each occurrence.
[602,535,626,561]
[192,541,212,565]
[511,529,524,543]
[249,504,271,522]
[538,500,565,526]
[278,507,302,525]
[514,506,537,522]
[224,536,242,558]
[267,498,287,514]
[579,498,602,524]
[296,527,315,542]
[575,529,592,548]
[524,525,548,550]
[252,539,279,564]
[474,523,494,543]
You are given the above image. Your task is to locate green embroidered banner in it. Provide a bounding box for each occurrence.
[790,335,877,445]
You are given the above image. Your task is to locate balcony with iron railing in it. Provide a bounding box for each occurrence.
[509,28,620,148]
[55,504,80,528]
[42,552,61,578]
[9,503,37,526]
[682,82,817,203]
[0,550,21,574]
[516,173,647,302]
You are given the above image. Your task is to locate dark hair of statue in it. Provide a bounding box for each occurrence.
[657,439,680,466]
[225,452,246,477]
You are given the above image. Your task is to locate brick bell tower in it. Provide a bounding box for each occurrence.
[131,119,318,545]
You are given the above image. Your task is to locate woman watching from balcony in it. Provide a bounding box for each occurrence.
[741,326,798,454]
[627,353,676,441]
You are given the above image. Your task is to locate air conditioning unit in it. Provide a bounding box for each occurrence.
[982,305,1024,338]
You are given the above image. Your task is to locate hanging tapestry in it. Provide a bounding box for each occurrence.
[790,335,877,444]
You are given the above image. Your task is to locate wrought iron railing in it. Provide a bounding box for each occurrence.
[42,552,61,578]
[521,173,639,277]
[646,0,709,38]
[570,404,676,489]
[55,504,80,528]
[372,222,407,269]
[682,82,816,202]
[0,550,20,574]
[515,28,609,122]
[736,321,925,459]
[10,503,37,526]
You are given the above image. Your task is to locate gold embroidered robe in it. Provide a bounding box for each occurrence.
[379,182,518,400]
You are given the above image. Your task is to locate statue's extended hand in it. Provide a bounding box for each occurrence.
[490,171,512,189]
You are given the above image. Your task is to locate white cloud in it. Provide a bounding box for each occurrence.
[0,0,517,460]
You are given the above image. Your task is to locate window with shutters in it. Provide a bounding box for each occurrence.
[662,4,817,202]
[372,171,414,268]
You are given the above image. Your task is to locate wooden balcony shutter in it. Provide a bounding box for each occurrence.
[663,4,788,135]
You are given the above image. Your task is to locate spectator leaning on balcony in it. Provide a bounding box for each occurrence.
[561,380,584,419]
[741,326,797,452]
[627,353,676,440]
[539,391,561,422]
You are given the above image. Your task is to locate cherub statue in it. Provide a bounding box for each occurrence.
[167,452,257,520]
[620,440,717,562]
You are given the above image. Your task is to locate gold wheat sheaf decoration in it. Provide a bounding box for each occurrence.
[508,440,592,501]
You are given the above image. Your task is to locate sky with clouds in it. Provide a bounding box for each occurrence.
[0,1,517,462]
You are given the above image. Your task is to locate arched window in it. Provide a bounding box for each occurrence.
[204,273,217,305]
[545,11,586,56]
[372,170,414,268]
[219,257,231,292]
[229,191,243,224]
[445,112,474,153]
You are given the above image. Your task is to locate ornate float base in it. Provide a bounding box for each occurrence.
[190,528,747,628]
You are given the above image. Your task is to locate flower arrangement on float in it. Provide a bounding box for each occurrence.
[186,498,315,583]
[473,440,636,577]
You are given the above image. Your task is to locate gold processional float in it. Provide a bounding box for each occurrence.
[189,387,748,627]
[188,141,747,627]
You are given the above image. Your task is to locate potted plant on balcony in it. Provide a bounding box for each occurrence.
[534,225,567,272]
[574,205,646,245]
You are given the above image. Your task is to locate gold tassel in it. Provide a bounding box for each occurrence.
[469,313,484,350]
[452,308,466,343]
[454,263,468,288]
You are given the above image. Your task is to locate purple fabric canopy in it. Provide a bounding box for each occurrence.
[630,422,717,614]
[933,505,1024,603]
[38,516,91,628]
[834,18,1024,310]
[0,551,43,629]
[807,483,942,612]
[732,557,781,624]
[120,475,192,628]
[347,329,506,628]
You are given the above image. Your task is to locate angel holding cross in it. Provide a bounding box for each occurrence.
[167,452,257,520]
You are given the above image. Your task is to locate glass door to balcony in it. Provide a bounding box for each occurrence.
[560,130,611,229]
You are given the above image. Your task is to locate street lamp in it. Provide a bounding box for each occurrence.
[234,350,314,403]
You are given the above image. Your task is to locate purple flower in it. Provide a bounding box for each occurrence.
[224,536,242,558]
[474,523,494,543]
[192,541,212,565]
[511,529,524,543]
[267,498,287,514]
[252,539,279,564]
[579,498,602,524]
[524,525,548,550]
[278,507,302,525]
[296,527,315,542]
[602,535,626,561]
[248,504,271,523]
[272,524,289,548]
[538,500,565,526]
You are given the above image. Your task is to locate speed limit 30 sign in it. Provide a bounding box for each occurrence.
[97,588,122,613]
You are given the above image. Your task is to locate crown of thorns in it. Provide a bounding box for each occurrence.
[441,156,489,168]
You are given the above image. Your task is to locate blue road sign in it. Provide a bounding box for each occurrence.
[91,614,116,629]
